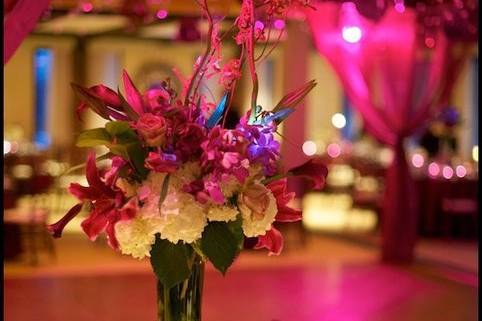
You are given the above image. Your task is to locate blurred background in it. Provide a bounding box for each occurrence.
[3,1,478,321]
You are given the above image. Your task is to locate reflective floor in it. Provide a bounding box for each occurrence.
[4,233,478,321]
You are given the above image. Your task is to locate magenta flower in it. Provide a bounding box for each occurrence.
[175,123,206,161]
[104,156,128,186]
[47,153,136,249]
[145,151,178,173]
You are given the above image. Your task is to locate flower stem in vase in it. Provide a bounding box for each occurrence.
[157,255,205,321]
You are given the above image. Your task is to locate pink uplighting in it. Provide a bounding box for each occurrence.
[342,26,362,43]
[442,166,454,179]
[327,143,341,158]
[156,9,168,20]
[411,153,424,168]
[81,2,93,13]
[394,3,406,13]
[273,19,285,30]
[455,165,467,178]
[428,162,440,177]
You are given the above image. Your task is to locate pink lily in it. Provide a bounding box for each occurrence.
[288,158,328,190]
[47,153,135,249]
[267,178,302,222]
[254,226,284,256]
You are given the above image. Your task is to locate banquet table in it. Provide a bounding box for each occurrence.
[415,176,478,238]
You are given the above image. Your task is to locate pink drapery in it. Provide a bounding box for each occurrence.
[306,3,469,263]
[4,0,51,65]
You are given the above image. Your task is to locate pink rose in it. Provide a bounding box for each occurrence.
[133,113,168,147]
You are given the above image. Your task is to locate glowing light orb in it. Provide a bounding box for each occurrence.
[327,143,341,158]
[273,19,285,30]
[342,26,362,43]
[302,141,317,156]
[472,145,478,162]
[442,166,454,179]
[331,113,347,129]
[254,20,264,30]
[428,162,440,177]
[156,9,168,19]
[411,153,424,168]
[81,2,93,12]
[4,141,11,155]
[455,165,467,178]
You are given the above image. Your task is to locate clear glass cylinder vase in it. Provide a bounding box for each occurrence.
[156,256,205,321]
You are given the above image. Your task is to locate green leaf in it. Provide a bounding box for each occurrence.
[76,128,111,147]
[150,235,192,289]
[105,121,133,137]
[158,174,170,211]
[227,216,245,252]
[200,221,242,274]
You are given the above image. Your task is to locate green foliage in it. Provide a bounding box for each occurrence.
[199,220,244,275]
[76,121,148,180]
[150,235,193,289]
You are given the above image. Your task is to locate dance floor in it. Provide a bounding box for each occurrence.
[4,234,478,321]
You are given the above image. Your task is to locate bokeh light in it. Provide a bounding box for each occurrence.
[342,26,362,43]
[302,141,317,156]
[428,162,440,177]
[472,145,478,162]
[273,19,285,30]
[331,113,347,129]
[156,9,168,20]
[4,140,11,155]
[327,143,341,158]
[442,166,454,179]
[455,165,467,178]
[81,2,93,13]
[411,153,424,168]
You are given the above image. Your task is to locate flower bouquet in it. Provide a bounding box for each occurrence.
[48,1,325,320]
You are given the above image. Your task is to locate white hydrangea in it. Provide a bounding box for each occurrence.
[115,216,160,259]
[169,161,201,191]
[238,184,278,237]
[158,191,207,244]
[143,172,167,195]
[207,205,239,222]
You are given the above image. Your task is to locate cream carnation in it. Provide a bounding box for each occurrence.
[238,183,278,237]
[207,205,239,222]
[115,178,138,197]
[159,191,207,243]
[115,216,159,259]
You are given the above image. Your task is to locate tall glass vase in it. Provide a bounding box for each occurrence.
[156,255,205,321]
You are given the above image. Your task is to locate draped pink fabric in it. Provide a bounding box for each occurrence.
[306,3,468,263]
[4,0,51,65]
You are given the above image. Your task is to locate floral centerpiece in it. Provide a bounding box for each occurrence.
[48,0,325,320]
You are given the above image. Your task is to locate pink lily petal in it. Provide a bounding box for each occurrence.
[267,178,302,222]
[122,69,145,114]
[288,158,328,190]
[47,203,83,238]
[85,153,117,197]
[81,208,109,242]
[254,226,284,256]
[89,85,122,109]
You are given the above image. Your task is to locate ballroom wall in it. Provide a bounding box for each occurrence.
[3,33,477,159]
